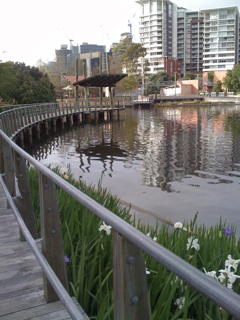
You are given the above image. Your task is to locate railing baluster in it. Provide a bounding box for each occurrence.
[23,108,28,126]
[112,231,150,320]
[27,107,31,125]
[14,151,38,241]
[39,172,69,303]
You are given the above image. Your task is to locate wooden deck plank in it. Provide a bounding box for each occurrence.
[0,277,43,299]
[0,290,46,316]
[0,188,86,319]
[0,298,79,320]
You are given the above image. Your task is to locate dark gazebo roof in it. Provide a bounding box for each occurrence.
[73,74,128,87]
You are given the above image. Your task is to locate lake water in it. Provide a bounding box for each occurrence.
[23,105,240,236]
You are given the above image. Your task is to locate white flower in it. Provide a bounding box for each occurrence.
[218,266,240,289]
[203,268,217,280]
[98,221,112,235]
[145,261,150,274]
[225,255,240,272]
[187,237,200,251]
[147,232,157,241]
[174,222,187,231]
[175,297,185,309]
[171,276,178,286]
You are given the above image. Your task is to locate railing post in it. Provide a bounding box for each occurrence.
[0,135,4,174]
[2,140,15,200]
[112,231,150,320]
[39,172,69,303]
[14,151,38,241]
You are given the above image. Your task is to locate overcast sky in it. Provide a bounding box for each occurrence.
[1,0,239,67]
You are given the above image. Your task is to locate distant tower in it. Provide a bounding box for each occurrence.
[128,20,132,37]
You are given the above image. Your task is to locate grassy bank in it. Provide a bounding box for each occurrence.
[28,166,240,320]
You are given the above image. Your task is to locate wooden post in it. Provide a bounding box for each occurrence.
[39,173,69,302]
[14,152,38,241]
[112,231,150,320]
[83,61,88,111]
[0,136,4,174]
[75,58,79,111]
[100,87,103,110]
[3,141,15,200]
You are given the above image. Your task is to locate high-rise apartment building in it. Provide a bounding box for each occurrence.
[177,8,204,77]
[202,6,239,72]
[136,1,240,78]
[136,0,178,74]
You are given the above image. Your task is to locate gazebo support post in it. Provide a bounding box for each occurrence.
[100,87,103,110]
[106,54,113,108]
[83,61,88,111]
[75,58,79,110]
[99,54,103,110]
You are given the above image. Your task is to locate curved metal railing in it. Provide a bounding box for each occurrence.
[0,103,240,319]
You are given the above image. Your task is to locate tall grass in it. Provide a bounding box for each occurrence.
[27,166,240,320]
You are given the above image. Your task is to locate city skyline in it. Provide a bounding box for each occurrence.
[1,0,239,67]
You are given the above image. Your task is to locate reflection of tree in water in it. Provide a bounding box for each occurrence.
[20,106,240,193]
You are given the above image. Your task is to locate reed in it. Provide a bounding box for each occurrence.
[28,166,240,320]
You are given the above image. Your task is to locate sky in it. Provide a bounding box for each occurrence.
[0,0,239,67]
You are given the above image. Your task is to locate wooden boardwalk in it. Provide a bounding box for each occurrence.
[0,184,85,319]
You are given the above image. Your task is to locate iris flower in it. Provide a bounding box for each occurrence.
[174,222,187,231]
[64,255,69,263]
[147,232,157,241]
[99,221,112,235]
[187,236,200,251]
[203,268,217,280]
[175,297,185,309]
[222,227,234,237]
[225,255,240,272]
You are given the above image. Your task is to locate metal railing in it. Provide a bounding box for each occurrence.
[1,103,240,319]
[0,101,125,139]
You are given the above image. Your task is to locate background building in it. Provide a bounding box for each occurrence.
[136,1,240,82]
[202,6,239,84]
[79,43,106,54]
[136,0,178,75]
[177,8,204,77]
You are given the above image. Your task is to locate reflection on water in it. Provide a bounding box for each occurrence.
[24,105,240,191]
[22,105,240,233]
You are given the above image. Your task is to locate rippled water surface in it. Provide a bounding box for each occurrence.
[23,105,240,234]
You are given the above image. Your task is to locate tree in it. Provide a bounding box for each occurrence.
[115,74,138,96]
[0,62,56,104]
[183,73,195,80]
[223,64,240,93]
[208,71,214,82]
[147,72,173,94]
[213,80,223,94]
[112,33,147,75]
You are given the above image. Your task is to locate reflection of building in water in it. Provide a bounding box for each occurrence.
[135,107,237,190]
[22,107,240,192]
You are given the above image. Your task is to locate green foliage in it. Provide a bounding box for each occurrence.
[0,61,56,104]
[183,73,195,80]
[112,33,147,75]
[28,166,240,320]
[208,71,214,82]
[147,72,173,94]
[115,74,138,95]
[213,80,223,94]
[223,65,240,93]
